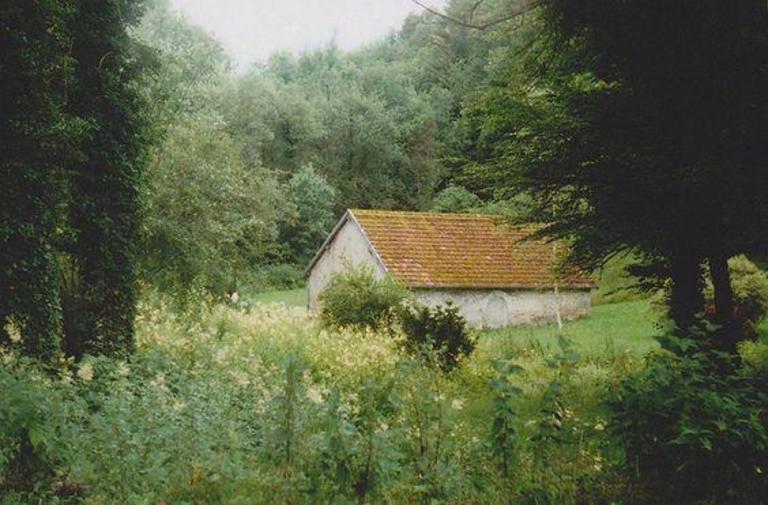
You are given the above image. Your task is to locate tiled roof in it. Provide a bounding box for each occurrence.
[348,209,594,290]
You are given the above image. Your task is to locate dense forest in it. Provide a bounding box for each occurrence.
[2,0,768,503]
[134,0,533,295]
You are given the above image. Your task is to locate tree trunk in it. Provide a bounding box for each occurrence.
[668,253,704,332]
[708,252,738,353]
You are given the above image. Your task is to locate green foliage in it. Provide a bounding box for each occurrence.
[0,358,64,499]
[141,109,288,296]
[465,0,768,335]
[1,0,153,360]
[319,267,410,329]
[591,254,648,305]
[223,43,447,212]
[134,2,295,298]
[429,185,483,213]
[249,264,305,293]
[0,290,659,503]
[704,255,768,337]
[131,0,230,121]
[0,0,82,360]
[400,302,475,372]
[488,360,523,479]
[125,0,533,305]
[611,323,768,503]
[281,164,337,264]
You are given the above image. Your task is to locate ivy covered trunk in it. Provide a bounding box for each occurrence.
[1,0,151,360]
[63,0,149,358]
[0,0,80,361]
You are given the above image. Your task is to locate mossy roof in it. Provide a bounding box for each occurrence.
[310,209,593,290]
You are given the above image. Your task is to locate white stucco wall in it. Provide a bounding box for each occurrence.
[307,219,386,310]
[414,288,591,329]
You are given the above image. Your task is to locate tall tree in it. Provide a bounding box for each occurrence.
[1,0,153,360]
[0,1,84,360]
[466,0,768,350]
[61,0,153,358]
[281,164,336,264]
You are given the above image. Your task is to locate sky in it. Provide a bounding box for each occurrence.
[169,0,446,69]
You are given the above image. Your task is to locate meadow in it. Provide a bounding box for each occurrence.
[2,291,659,504]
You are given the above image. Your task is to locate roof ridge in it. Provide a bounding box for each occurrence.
[349,208,506,220]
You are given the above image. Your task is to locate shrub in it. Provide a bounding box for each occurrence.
[319,267,409,329]
[610,322,768,503]
[400,302,475,372]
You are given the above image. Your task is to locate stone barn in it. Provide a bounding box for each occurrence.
[305,209,594,328]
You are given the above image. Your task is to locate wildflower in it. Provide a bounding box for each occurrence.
[150,372,169,392]
[230,292,239,304]
[594,421,606,431]
[77,362,94,382]
[4,321,21,343]
[232,371,250,387]
[116,361,130,377]
[306,385,323,404]
[451,398,465,411]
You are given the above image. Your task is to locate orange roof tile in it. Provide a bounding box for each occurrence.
[334,209,593,290]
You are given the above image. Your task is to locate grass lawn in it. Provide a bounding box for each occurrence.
[479,300,659,357]
[246,287,308,307]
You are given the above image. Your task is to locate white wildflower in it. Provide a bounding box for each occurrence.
[230,292,239,304]
[77,362,94,382]
[4,321,21,343]
[232,371,250,387]
[116,361,130,377]
[451,398,465,411]
[306,385,323,404]
[150,372,169,392]
[594,421,606,431]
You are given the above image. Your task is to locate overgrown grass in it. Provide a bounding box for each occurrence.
[0,296,661,504]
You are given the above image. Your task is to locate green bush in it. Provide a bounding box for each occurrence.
[610,322,768,503]
[400,302,475,372]
[319,267,410,329]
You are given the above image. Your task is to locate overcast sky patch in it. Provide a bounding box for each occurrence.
[169,0,446,69]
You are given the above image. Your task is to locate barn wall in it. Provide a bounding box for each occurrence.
[414,289,592,329]
[307,219,386,310]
